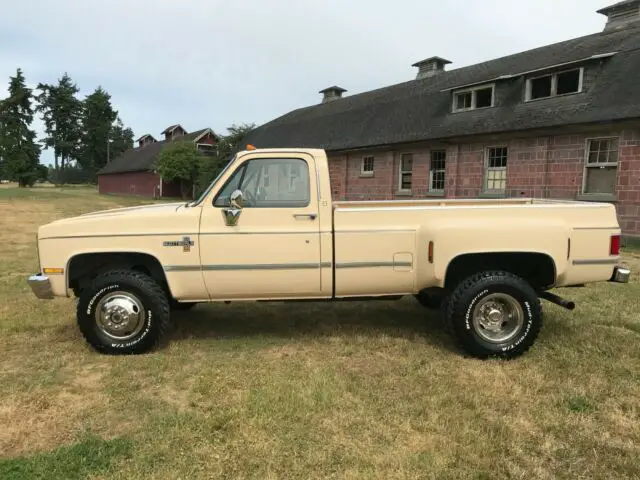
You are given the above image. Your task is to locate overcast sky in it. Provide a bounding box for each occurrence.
[0,0,612,165]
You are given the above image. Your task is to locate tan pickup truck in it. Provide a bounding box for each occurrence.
[28,147,631,359]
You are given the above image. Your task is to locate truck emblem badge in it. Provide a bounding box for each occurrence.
[163,236,195,252]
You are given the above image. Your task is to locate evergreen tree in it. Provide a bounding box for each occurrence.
[79,86,117,179]
[108,116,134,161]
[0,68,41,187]
[35,73,82,173]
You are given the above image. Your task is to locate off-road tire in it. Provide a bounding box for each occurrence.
[76,269,171,355]
[445,271,542,360]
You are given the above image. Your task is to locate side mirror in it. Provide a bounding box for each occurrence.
[229,189,244,209]
[223,189,244,226]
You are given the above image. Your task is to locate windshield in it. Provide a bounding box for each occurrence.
[188,153,237,206]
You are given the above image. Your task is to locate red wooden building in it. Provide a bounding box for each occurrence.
[97,124,218,198]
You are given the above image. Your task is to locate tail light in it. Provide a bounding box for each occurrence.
[428,241,434,263]
[610,234,621,256]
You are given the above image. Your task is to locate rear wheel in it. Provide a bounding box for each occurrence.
[76,269,171,355]
[445,271,542,359]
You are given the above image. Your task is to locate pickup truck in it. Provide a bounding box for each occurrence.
[28,147,631,359]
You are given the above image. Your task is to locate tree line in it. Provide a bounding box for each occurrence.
[0,68,133,186]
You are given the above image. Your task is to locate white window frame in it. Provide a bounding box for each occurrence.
[484,146,508,193]
[452,83,496,113]
[361,156,375,176]
[525,67,584,102]
[398,153,413,192]
[581,136,619,196]
[429,150,447,193]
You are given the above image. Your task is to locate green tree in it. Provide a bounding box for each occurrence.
[196,123,254,195]
[155,140,204,199]
[35,73,82,174]
[108,116,134,161]
[78,86,117,180]
[0,68,42,187]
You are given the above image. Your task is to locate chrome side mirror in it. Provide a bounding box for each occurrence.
[222,189,243,226]
[230,189,244,209]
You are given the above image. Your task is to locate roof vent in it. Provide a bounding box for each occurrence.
[597,0,640,31]
[412,57,452,80]
[319,86,347,104]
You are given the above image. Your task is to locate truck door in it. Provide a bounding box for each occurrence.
[198,153,323,299]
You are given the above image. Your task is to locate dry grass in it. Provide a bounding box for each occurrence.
[0,186,639,479]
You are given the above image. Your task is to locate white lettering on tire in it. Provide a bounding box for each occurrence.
[111,310,152,348]
[465,289,489,330]
[86,284,119,315]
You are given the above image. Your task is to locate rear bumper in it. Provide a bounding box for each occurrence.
[28,273,54,299]
[610,266,631,283]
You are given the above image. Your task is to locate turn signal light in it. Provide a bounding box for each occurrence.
[246,144,257,150]
[610,235,621,256]
[43,267,64,275]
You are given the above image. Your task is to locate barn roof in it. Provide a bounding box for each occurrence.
[98,128,213,175]
[242,23,640,152]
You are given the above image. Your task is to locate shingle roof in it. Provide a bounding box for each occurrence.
[98,128,210,175]
[242,24,640,152]
[597,0,639,14]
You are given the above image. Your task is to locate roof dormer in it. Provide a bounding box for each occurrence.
[161,124,188,141]
[136,134,157,148]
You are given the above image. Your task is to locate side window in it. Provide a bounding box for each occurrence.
[214,158,310,208]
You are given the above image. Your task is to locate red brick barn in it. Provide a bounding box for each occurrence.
[241,1,640,241]
[97,124,218,198]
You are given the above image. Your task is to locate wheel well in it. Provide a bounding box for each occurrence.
[444,252,556,291]
[68,252,169,297]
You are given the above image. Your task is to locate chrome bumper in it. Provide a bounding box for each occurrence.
[610,266,631,284]
[28,274,54,299]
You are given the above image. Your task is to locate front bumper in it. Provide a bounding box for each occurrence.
[28,274,54,299]
[610,266,631,283]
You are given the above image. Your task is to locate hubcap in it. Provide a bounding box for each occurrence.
[95,291,145,341]
[472,293,524,344]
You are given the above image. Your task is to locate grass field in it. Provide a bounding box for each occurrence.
[1,187,639,479]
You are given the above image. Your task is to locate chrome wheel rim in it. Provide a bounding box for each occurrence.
[472,293,524,344]
[95,291,145,341]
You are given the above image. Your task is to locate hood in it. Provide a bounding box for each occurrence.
[38,202,198,239]
[74,202,185,220]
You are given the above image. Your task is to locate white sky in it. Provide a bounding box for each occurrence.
[0,0,612,165]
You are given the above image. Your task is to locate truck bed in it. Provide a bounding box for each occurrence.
[330,197,621,297]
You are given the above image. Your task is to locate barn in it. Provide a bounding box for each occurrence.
[241,1,640,240]
[97,124,218,198]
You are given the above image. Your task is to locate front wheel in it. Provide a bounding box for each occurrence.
[76,269,171,355]
[445,271,542,359]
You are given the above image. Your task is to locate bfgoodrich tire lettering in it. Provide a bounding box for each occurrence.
[77,269,170,355]
[446,271,542,359]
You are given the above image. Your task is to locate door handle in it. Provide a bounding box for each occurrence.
[293,213,317,220]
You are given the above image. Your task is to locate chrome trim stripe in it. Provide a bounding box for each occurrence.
[572,258,620,266]
[335,229,417,234]
[199,231,332,236]
[572,227,620,230]
[165,262,332,272]
[335,261,413,269]
[42,232,199,240]
[43,231,332,240]
[334,204,612,213]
